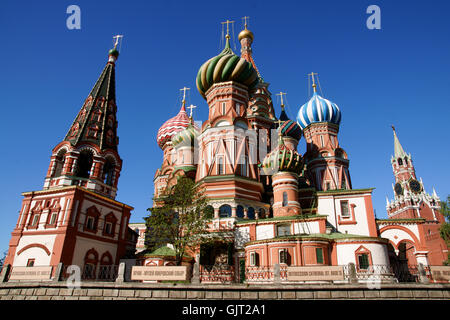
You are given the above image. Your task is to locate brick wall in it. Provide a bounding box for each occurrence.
[0,282,449,300]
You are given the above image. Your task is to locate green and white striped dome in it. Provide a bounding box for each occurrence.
[196,37,259,98]
[262,135,302,175]
[171,122,200,147]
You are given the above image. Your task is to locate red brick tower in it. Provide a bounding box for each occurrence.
[4,37,136,274]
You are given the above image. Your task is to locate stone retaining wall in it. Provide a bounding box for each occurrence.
[0,282,449,300]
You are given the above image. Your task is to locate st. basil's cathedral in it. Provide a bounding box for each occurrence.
[3,21,448,283]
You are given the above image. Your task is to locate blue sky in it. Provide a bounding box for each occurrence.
[0,0,449,254]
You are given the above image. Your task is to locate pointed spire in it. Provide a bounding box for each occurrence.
[64,37,123,151]
[392,125,407,159]
[276,92,289,121]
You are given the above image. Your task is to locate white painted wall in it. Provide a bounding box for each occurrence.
[13,234,57,266]
[336,242,390,266]
[256,225,274,240]
[293,220,320,234]
[71,236,118,267]
[78,198,122,240]
[317,193,372,236]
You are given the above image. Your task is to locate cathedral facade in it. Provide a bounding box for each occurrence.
[3,22,447,283]
[149,22,448,280]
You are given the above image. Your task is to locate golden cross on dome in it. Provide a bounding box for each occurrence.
[187,104,197,118]
[308,72,318,92]
[180,87,190,103]
[242,16,250,28]
[276,92,287,108]
[113,35,123,49]
[221,19,235,38]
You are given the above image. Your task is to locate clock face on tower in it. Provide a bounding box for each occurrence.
[394,183,403,196]
[409,179,421,193]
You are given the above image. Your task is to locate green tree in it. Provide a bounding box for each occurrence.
[145,177,214,266]
[0,250,7,271]
[439,195,450,265]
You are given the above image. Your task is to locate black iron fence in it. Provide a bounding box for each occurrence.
[61,264,119,282]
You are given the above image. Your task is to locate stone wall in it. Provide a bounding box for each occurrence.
[0,281,449,300]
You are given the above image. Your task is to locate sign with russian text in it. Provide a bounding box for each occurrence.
[429,266,450,282]
[9,266,53,281]
[287,266,344,281]
[131,266,189,281]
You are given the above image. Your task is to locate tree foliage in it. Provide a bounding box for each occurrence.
[439,195,450,265]
[145,177,213,265]
[0,251,7,271]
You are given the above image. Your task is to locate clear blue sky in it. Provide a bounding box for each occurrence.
[0,0,449,254]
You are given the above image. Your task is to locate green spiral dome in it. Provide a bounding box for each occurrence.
[262,136,302,175]
[171,123,199,147]
[196,37,259,98]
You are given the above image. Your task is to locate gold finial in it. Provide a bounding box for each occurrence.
[391,125,396,132]
[308,72,318,93]
[221,19,235,39]
[113,35,123,49]
[276,92,287,109]
[238,16,254,42]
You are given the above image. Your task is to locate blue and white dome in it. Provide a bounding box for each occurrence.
[296,92,341,130]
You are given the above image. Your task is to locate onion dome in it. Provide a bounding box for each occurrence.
[108,48,119,59]
[156,104,191,149]
[277,106,302,141]
[262,134,302,174]
[238,26,254,42]
[172,121,200,147]
[296,91,341,130]
[196,36,259,98]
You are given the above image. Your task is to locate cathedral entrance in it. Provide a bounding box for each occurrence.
[389,241,420,282]
[199,241,235,283]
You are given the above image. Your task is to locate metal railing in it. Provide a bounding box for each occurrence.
[245,266,274,282]
[61,264,119,282]
[343,264,396,282]
[199,265,235,283]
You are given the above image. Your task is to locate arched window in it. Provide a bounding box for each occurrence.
[259,208,265,219]
[282,192,288,207]
[219,204,232,218]
[102,158,115,186]
[397,158,403,166]
[247,207,255,220]
[240,156,248,177]
[217,156,224,175]
[236,205,244,218]
[279,249,291,265]
[83,249,98,280]
[341,176,347,189]
[75,149,94,179]
[404,157,408,165]
[53,149,67,177]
